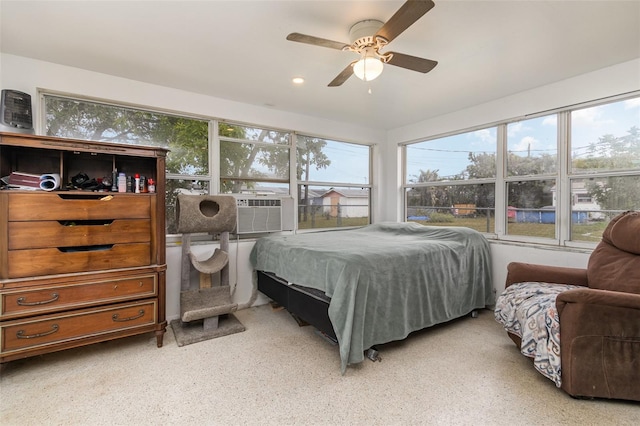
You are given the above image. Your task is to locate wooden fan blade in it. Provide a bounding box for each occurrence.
[328,61,356,87]
[387,52,438,73]
[286,33,349,50]
[375,0,435,43]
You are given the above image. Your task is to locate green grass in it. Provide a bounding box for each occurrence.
[297,213,608,242]
[297,215,369,229]
[413,216,608,242]
[569,222,609,243]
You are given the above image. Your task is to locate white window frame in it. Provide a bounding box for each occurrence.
[37,90,376,238]
[402,91,640,248]
[294,132,374,232]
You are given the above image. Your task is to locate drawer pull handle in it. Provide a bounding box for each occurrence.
[57,193,109,200]
[17,293,60,306]
[16,324,59,339]
[59,220,114,226]
[112,309,145,322]
[58,245,113,253]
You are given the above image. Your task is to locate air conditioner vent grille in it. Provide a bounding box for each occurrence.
[234,197,283,234]
[238,199,281,207]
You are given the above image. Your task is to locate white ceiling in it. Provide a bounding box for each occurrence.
[1,0,639,131]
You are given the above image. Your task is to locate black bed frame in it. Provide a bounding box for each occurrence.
[257,271,337,341]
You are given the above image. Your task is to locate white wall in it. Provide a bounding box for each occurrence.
[2,54,638,318]
[0,53,386,320]
[381,59,640,223]
[381,58,640,295]
[166,240,268,321]
[0,54,385,145]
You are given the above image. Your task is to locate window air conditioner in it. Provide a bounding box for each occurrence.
[234,196,294,234]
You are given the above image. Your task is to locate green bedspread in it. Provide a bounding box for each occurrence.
[249,222,494,373]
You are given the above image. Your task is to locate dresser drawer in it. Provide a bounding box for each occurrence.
[7,243,151,278]
[9,219,151,250]
[1,300,157,354]
[1,274,157,319]
[7,193,152,221]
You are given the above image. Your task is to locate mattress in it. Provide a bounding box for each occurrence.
[250,222,494,372]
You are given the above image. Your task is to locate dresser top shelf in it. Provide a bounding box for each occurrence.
[0,132,168,158]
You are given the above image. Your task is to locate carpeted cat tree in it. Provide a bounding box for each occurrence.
[170,194,245,346]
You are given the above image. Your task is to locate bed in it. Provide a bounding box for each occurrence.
[249,222,494,373]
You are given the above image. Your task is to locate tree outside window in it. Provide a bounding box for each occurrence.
[296,136,371,229]
[405,127,497,233]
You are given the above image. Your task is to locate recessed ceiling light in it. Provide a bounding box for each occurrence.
[292,77,305,84]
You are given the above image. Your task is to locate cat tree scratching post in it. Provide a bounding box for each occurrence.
[170,194,245,346]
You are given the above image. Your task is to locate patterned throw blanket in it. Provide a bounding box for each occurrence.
[494,282,582,387]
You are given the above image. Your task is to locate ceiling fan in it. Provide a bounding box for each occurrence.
[286,0,438,87]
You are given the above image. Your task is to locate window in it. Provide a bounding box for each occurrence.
[296,135,371,229]
[41,92,374,235]
[218,122,291,194]
[569,98,640,242]
[506,114,558,240]
[403,94,640,246]
[576,194,593,203]
[41,94,209,234]
[404,128,497,233]
[41,95,297,234]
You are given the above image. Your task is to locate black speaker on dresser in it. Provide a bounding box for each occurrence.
[0,89,33,132]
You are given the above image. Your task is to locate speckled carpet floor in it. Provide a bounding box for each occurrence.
[1,305,638,425]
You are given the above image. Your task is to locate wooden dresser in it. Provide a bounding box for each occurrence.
[0,132,167,364]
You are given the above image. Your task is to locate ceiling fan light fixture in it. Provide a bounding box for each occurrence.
[353,55,384,82]
[286,0,437,87]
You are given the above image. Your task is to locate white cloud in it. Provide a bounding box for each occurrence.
[507,122,523,137]
[572,106,614,128]
[472,128,494,145]
[511,135,539,154]
[542,115,557,126]
[624,98,640,109]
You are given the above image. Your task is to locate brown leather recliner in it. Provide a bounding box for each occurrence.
[503,210,640,401]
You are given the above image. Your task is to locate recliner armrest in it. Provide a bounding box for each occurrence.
[554,287,640,400]
[505,262,588,288]
[556,288,640,315]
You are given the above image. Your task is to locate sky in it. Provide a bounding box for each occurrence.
[307,139,370,185]
[405,96,640,182]
[251,96,640,188]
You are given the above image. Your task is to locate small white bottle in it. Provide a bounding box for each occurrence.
[118,172,126,193]
[134,173,140,193]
